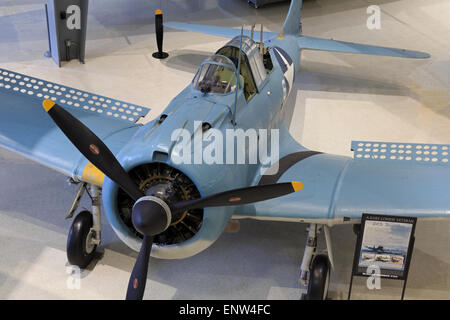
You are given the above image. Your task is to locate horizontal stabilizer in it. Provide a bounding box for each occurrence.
[165,22,278,41]
[298,35,430,59]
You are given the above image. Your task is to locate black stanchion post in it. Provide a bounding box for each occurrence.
[152,9,169,59]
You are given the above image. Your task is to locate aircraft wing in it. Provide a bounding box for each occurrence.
[165,21,278,41]
[235,125,450,223]
[298,35,430,59]
[0,68,150,186]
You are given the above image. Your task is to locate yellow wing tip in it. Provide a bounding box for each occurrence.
[42,99,55,112]
[155,9,162,15]
[291,181,304,192]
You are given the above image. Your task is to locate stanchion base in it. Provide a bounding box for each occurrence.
[152,52,169,59]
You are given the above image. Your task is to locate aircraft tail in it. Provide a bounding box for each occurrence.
[166,0,429,59]
[282,0,303,36]
[283,0,429,59]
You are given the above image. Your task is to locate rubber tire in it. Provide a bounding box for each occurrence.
[67,210,96,268]
[305,254,330,300]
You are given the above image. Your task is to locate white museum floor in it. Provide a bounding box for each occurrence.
[0,0,449,299]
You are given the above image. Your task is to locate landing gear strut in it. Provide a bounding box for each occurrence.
[299,224,333,300]
[66,183,102,268]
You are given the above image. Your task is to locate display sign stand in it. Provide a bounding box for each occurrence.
[44,0,89,67]
[347,214,417,300]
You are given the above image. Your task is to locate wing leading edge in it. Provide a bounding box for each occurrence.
[0,68,150,185]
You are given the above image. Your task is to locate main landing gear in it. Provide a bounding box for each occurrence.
[299,223,334,300]
[66,182,102,268]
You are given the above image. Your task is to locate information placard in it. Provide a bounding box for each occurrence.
[352,214,417,280]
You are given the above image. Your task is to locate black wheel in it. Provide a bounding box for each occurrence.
[67,210,96,268]
[305,254,330,300]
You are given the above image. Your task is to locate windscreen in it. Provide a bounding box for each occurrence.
[193,56,237,94]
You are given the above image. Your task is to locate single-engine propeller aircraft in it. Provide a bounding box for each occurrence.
[0,0,449,300]
[364,245,404,255]
[365,245,386,253]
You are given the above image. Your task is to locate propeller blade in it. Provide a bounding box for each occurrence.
[42,99,143,201]
[125,197,172,300]
[171,181,303,214]
[124,182,302,299]
[126,235,153,300]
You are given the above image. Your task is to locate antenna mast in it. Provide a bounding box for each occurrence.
[259,24,264,54]
[232,26,244,126]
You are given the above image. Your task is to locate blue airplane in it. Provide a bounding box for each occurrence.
[0,0,448,300]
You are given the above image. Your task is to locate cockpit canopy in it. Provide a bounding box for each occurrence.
[216,36,267,100]
[192,55,238,94]
[218,35,267,88]
[192,35,270,100]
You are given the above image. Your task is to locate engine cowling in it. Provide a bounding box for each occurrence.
[102,161,233,259]
[117,162,204,245]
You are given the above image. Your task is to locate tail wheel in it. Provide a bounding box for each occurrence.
[305,254,330,300]
[67,210,97,268]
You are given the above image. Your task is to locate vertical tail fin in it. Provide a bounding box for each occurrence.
[282,0,303,36]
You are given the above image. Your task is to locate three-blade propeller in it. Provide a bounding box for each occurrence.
[43,99,304,300]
